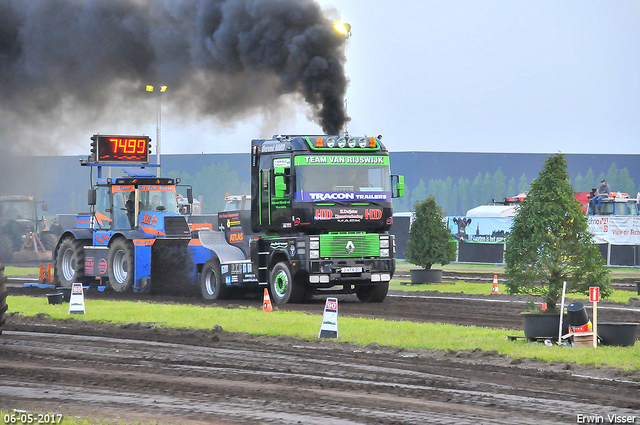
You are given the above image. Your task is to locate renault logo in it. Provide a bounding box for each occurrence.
[345,240,355,254]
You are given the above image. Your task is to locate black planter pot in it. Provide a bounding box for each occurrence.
[59,287,72,302]
[598,322,638,347]
[410,269,443,284]
[46,293,64,305]
[566,302,589,327]
[521,312,569,340]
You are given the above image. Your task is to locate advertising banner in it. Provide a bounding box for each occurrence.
[447,216,513,244]
[448,215,640,245]
[313,206,384,224]
[295,191,391,203]
[587,216,640,245]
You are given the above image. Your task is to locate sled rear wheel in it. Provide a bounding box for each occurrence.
[200,258,228,300]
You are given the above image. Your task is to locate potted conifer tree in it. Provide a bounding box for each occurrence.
[504,153,611,338]
[405,195,457,283]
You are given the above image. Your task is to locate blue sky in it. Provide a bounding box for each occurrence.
[327,0,640,155]
[81,1,640,155]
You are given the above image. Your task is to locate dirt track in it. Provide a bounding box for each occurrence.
[2,280,640,424]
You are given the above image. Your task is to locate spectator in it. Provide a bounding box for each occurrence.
[587,188,598,214]
[593,179,611,210]
[151,195,163,210]
[599,179,611,196]
[49,218,64,236]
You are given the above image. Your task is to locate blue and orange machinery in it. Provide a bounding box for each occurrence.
[53,134,205,293]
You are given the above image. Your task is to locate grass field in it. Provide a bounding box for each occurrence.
[5,262,640,373]
[389,279,640,304]
[395,259,640,279]
[8,294,640,371]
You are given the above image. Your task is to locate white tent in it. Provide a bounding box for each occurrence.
[465,205,517,218]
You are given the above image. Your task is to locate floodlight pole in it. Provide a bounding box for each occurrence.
[156,93,161,176]
[146,85,167,177]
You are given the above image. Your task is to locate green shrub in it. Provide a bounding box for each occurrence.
[405,195,457,270]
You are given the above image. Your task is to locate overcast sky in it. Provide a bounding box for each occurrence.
[42,1,640,155]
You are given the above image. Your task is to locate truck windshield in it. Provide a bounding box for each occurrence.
[138,187,179,214]
[0,200,35,223]
[294,155,391,201]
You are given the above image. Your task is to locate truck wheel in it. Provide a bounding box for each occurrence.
[269,262,303,304]
[40,232,58,252]
[108,239,134,292]
[55,236,86,288]
[356,282,389,303]
[0,235,13,264]
[200,258,228,300]
[0,259,7,336]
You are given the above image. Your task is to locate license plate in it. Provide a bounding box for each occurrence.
[341,267,362,273]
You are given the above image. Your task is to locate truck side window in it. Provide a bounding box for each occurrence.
[113,192,131,229]
[260,169,270,225]
[94,187,111,230]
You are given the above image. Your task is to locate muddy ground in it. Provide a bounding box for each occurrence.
[2,275,640,424]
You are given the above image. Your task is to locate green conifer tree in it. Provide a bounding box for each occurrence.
[405,195,457,270]
[505,154,611,312]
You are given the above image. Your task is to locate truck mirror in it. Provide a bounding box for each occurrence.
[274,166,285,176]
[391,175,405,198]
[88,189,97,206]
[397,175,405,197]
[275,175,286,198]
[41,202,48,212]
[187,188,194,204]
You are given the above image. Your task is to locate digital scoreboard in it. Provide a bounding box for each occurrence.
[91,135,151,163]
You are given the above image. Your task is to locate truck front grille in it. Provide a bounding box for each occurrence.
[319,233,380,258]
[164,217,190,236]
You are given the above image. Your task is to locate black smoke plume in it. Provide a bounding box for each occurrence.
[0,0,349,155]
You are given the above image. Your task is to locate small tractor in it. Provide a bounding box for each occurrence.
[0,195,58,263]
[53,134,198,294]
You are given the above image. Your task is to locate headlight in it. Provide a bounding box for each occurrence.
[379,238,389,248]
[310,241,319,249]
[310,250,320,259]
[380,249,389,257]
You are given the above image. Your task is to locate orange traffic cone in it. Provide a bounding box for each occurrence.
[47,263,53,283]
[263,288,273,312]
[491,275,499,294]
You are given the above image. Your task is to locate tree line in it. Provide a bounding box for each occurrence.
[393,162,638,216]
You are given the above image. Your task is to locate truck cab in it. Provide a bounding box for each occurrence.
[0,195,57,262]
[241,135,404,303]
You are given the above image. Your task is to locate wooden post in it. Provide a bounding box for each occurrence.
[589,286,600,348]
[593,300,598,348]
[557,281,567,344]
